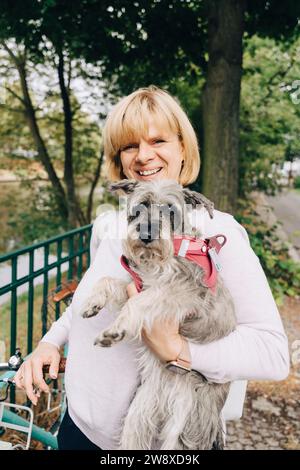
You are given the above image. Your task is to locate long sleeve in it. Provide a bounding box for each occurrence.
[188,214,290,384]
[40,213,108,349]
[40,303,73,349]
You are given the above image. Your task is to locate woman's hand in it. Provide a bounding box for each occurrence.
[13,342,61,406]
[126,282,187,362]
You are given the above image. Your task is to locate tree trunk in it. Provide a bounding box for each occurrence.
[57,51,87,227]
[2,42,69,219]
[86,150,104,223]
[17,61,69,219]
[201,0,246,213]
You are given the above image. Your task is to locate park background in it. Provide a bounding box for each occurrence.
[0,0,299,450]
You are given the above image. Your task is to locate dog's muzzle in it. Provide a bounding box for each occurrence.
[139,221,160,244]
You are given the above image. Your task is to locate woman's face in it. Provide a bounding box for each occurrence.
[119,117,184,183]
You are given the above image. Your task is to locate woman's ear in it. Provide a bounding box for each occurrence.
[182,188,214,219]
[109,179,139,195]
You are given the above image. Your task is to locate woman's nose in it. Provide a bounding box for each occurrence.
[135,142,155,164]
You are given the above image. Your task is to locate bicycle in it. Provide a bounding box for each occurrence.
[0,349,66,450]
[0,279,77,450]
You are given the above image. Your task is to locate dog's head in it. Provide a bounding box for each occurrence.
[109,179,214,268]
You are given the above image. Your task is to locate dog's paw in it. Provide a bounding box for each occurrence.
[80,294,107,318]
[94,329,126,347]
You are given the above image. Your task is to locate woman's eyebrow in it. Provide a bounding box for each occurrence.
[120,132,170,148]
[148,133,168,140]
[120,141,138,148]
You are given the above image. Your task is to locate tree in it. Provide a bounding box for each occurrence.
[201,0,246,212]
[1,0,300,214]
[0,40,106,227]
[53,0,300,212]
[240,34,300,196]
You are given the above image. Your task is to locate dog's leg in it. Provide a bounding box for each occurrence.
[80,277,128,318]
[93,291,148,346]
[118,384,160,449]
[117,351,164,450]
[93,283,196,348]
[175,383,228,450]
[211,430,225,450]
[157,378,227,450]
[158,402,190,450]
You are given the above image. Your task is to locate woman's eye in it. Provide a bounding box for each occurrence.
[122,144,136,151]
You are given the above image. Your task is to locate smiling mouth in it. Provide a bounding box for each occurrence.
[136,167,163,176]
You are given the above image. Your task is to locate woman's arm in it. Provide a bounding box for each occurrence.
[186,217,290,383]
[140,216,290,383]
[39,303,73,349]
[40,211,109,349]
[14,211,114,404]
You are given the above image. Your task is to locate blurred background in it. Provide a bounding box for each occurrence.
[0,0,299,450]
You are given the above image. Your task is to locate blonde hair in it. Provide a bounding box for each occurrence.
[102,85,200,186]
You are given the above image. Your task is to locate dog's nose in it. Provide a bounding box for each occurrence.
[139,221,159,244]
[140,235,153,244]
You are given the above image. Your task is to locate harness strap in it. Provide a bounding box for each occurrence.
[121,234,227,295]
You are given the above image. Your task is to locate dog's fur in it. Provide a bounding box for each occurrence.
[80,179,236,450]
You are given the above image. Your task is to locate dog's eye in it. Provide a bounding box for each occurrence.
[128,204,144,221]
[167,204,180,216]
[130,202,150,218]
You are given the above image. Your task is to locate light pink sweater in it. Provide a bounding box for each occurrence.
[41,208,290,449]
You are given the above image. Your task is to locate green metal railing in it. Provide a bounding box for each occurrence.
[0,225,92,359]
[0,225,92,447]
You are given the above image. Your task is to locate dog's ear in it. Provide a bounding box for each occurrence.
[183,188,214,219]
[108,179,139,195]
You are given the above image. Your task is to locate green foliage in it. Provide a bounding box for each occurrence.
[236,198,300,304]
[168,73,204,133]
[1,0,300,290]
[0,0,207,97]
[240,34,300,197]
[2,181,69,252]
[294,176,300,189]
[0,41,104,249]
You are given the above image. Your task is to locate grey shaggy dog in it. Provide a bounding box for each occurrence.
[80,179,236,450]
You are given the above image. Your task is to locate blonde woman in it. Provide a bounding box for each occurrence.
[13,86,289,450]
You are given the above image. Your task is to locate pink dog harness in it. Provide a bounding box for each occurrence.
[120,234,227,295]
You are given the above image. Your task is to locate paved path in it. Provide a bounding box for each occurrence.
[0,250,68,305]
[225,192,300,450]
[225,296,300,450]
[266,189,300,258]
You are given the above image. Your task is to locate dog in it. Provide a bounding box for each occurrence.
[80,179,236,450]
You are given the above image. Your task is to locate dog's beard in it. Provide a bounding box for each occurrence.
[123,237,172,268]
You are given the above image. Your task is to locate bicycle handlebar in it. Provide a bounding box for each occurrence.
[0,352,66,374]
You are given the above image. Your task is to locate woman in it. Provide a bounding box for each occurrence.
[13,85,290,450]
